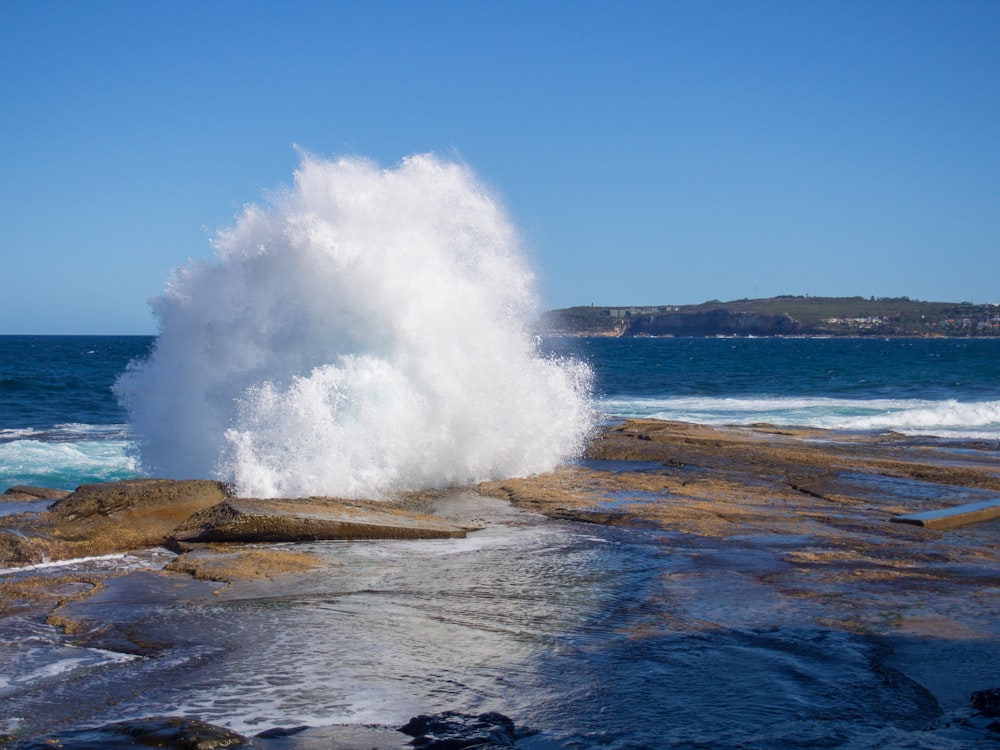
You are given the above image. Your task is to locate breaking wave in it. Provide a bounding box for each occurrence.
[115,153,594,497]
[599,395,1000,439]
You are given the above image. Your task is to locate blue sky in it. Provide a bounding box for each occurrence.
[2,0,998,334]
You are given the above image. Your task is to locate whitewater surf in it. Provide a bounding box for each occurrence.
[114,153,594,498]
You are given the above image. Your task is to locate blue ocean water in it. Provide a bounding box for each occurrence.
[547,336,1000,439]
[2,335,1000,492]
[4,334,1000,749]
[0,335,153,490]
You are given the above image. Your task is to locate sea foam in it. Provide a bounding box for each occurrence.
[115,153,594,498]
[599,395,1000,439]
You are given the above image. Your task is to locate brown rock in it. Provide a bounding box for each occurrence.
[484,419,1000,637]
[2,485,71,501]
[22,715,250,749]
[164,547,325,583]
[50,479,231,523]
[0,530,63,566]
[169,496,468,545]
[0,480,232,566]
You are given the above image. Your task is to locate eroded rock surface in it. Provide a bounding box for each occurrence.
[2,485,70,502]
[479,419,1000,636]
[399,711,519,748]
[2,716,248,749]
[0,711,526,750]
[0,480,230,565]
[0,481,468,567]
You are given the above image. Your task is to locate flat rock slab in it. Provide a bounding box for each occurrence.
[170,496,469,544]
[1,480,233,565]
[50,479,230,522]
[891,498,1000,530]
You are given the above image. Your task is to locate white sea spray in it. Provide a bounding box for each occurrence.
[115,153,594,498]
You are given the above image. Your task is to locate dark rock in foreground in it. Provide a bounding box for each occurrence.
[2,485,70,502]
[972,687,1000,717]
[399,711,519,748]
[0,712,524,749]
[5,716,248,749]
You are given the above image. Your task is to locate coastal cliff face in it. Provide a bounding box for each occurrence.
[626,309,801,337]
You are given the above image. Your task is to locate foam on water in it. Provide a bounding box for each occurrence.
[115,154,594,498]
[0,437,138,491]
[0,639,140,700]
[600,395,1000,439]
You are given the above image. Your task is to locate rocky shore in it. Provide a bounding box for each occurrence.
[3,419,1000,748]
[482,419,1000,637]
[1,711,524,749]
[6,419,999,578]
[1,479,470,567]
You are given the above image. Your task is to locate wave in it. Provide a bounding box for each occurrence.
[599,395,1000,439]
[114,153,594,498]
[0,423,132,445]
[0,437,140,491]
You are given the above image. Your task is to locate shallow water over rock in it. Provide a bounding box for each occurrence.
[3,486,1000,748]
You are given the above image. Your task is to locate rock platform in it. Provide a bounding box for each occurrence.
[1,479,469,568]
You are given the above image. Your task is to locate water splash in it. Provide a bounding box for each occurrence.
[115,153,593,498]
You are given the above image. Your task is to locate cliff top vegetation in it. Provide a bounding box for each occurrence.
[541,296,1000,337]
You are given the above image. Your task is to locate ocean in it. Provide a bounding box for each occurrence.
[560,335,1000,439]
[3,335,999,492]
[0,335,152,491]
[3,335,1000,748]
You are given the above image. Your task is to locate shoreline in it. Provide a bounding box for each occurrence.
[5,419,1000,608]
[483,419,1000,633]
[3,419,1000,747]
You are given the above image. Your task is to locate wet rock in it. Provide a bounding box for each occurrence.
[49,479,232,558]
[0,531,61,566]
[253,724,311,739]
[479,419,1000,638]
[8,716,249,749]
[2,485,70,501]
[169,496,468,545]
[972,687,1000,717]
[0,479,472,568]
[0,480,231,566]
[399,711,518,748]
[5,713,521,749]
[49,479,231,523]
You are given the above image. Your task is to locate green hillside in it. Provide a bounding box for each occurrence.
[541,296,1000,337]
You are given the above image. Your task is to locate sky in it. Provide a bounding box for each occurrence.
[2,0,998,334]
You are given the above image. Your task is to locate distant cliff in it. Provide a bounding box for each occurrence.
[540,296,1000,337]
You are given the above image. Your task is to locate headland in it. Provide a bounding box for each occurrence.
[541,296,1000,337]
